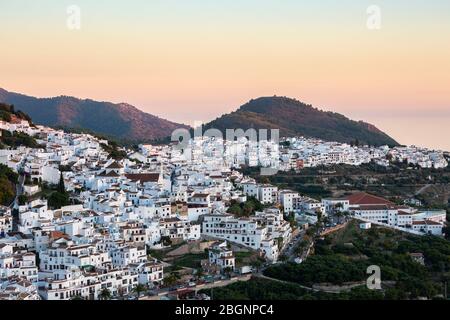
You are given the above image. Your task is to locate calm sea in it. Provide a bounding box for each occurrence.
[370,116,450,152]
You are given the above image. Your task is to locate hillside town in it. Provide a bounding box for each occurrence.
[281,137,448,170]
[0,117,448,300]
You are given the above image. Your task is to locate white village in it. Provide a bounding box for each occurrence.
[0,116,447,300]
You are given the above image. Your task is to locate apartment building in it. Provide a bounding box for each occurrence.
[279,190,300,213]
[159,218,201,241]
[208,241,235,271]
[202,214,284,262]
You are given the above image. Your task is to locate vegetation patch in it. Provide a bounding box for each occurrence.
[227,196,264,217]
[263,221,450,299]
[199,277,385,300]
[171,252,208,269]
[0,164,18,206]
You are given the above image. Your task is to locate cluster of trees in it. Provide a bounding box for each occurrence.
[227,196,264,217]
[264,255,368,287]
[0,105,13,122]
[47,173,70,209]
[264,224,449,299]
[0,130,42,149]
[18,194,29,206]
[0,164,18,206]
[90,284,148,300]
[0,103,39,150]
[396,236,450,273]
[163,271,182,287]
[199,277,385,300]
[100,141,127,160]
[171,252,208,269]
[444,210,450,241]
[0,103,33,124]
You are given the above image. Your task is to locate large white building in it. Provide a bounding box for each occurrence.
[202,210,290,262]
[279,190,300,213]
[344,193,446,236]
[241,182,278,205]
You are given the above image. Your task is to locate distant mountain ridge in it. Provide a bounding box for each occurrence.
[0,88,398,146]
[0,88,189,142]
[203,96,398,146]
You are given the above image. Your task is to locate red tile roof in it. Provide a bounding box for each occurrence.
[346,192,393,206]
[106,161,123,169]
[125,173,160,183]
[353,205,393,211]
[49,231,70,241]
[424,220,442,226]
[98,170,121,177]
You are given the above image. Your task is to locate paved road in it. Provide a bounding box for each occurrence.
[281,229,307,262]
[140,274,252,300]
[10,174,24,232]
[10,174,24,209]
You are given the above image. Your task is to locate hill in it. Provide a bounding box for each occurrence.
[0,88,189,143]
[263,220,450,299]
[0,102,33,124]
[0,103,42,149]
[203,96,398,146]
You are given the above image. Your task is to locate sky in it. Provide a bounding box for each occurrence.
[1,0,449,150]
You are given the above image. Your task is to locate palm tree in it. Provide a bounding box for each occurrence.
[196,267,204,280]
[315,209,324,237]
[164,272,180,287]
[335,211,343,224]
[132,284,147,299]
[117,286,125,300]
[316,209,323,226]
[164,275,176,287]
[335,203,345,221]
[223,267,233,277]
[334,202,344,212]
[99,288,112,300]
[250,259,263,273]
[342,211,351,222]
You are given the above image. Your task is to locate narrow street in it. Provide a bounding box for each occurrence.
[10,173,25,209]
[10,174,25,232]
[140,274,252,300]
[281,229,307,262]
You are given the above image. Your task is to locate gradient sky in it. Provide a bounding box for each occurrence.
[1,0,449,150]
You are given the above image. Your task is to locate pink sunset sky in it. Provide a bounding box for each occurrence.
[1,0,449,150]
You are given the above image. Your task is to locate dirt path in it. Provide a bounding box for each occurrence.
[415,184,432,196]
